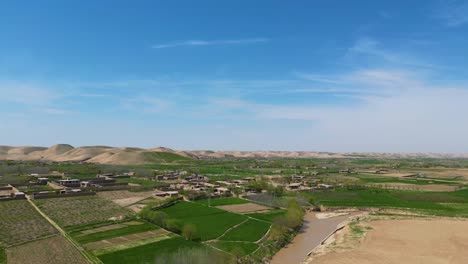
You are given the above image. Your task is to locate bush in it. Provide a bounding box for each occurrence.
[182,224,199,241]
[165,219,183,233]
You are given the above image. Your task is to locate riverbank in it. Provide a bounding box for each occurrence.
[270,211,358,264]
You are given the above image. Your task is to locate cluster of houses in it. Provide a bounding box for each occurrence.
[152,174,257,199]
[0,184,25,200]
[283,175,334,191]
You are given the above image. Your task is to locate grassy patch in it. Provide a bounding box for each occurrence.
[0,200,57,246]
[195,197,249,206]
[158,201,247,241]
[0,245,6,264]
[71,220,160,244]
[34,196,134,229]
[17,185,55,192]
[220,219,270,242]
[142,152,192,163]
[245,209,287,222]
[98,237,207,264]
[209,241,259,256]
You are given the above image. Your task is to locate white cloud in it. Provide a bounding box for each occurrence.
[152,38,269,49]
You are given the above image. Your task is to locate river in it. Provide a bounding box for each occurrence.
[270,212,355,264]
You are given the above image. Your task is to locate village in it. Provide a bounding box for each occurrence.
[0,168,339,202]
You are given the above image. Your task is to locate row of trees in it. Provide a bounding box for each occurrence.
[139,201,200,241]
[268,199,305,247]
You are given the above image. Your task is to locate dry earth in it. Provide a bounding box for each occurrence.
[310,218,468,264]
[216,203,270,213]
[6,235,88,264]
[97,190,154,207]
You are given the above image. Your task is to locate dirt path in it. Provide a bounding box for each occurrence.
[26,196,100,264]
[270,212,357,264]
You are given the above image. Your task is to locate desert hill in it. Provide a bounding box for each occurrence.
[0,144,192,165]
[1,145,468,165]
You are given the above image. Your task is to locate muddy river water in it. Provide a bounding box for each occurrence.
[270,212,355,264]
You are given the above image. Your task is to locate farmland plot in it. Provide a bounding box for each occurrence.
[6,235,87,264]
[0,200,57,246]
[34,196,134,229]
[220,219,270,242]
[158,201,247,241]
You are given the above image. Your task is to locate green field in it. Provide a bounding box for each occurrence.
[209,241,259,256]
[71,220,160,244]
[158,201,248,241]
[220,219,270,242]
[0,175,32,184]
[246,209,287,222]
[308,188,468,217]
[34,196,135,229]
[0,246,6,264]
[17,185,55,192]
[0,200,57,246]
[195,197,249,206]
[98,237,212,264]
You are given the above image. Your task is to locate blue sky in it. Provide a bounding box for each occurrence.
[1,0,468,152]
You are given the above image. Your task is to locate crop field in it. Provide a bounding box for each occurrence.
[71,220,161,244]
[16,185,55,193]
[246,209,287,222]
[195,197,249,206]
[220,219,270,242]
[34,196,135,229]
[158,201,248,241]
[209,241,259,256]
[5,235,87,264]
[98,237,209,264]
[0,200,57,246]
[308,188,468,217]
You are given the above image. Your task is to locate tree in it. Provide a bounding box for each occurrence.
[182,224,199,241]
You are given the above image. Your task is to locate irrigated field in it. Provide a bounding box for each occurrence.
[158,201,248,241]
[208,241,259,256]
[0,200,57,246]
[34,196,134,229]
[71,220,161,244]
[5,235,87,264]
[195,197,249,206]
[246,209,287,222]
[220,219,270,242]
[98,237,209,264]
[308,188,468,217]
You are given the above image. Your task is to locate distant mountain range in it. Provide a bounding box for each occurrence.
[1,144,467,165]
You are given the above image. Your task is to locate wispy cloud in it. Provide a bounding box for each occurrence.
[434,0,468,27]
[348,37,440,69]
[152,38,269,49]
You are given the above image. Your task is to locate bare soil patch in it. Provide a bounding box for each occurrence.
[97,190,154,207]
[84,229,169,251]
[216,203,270,213]
[6,235,87,264]
[311,219,468,264]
